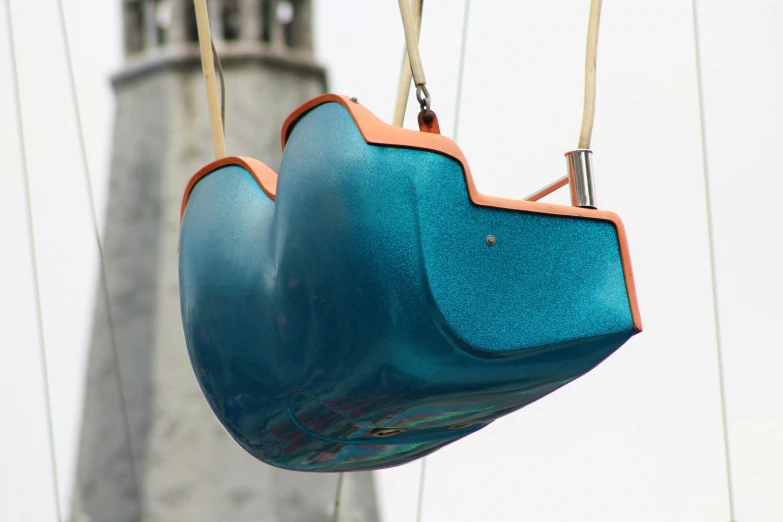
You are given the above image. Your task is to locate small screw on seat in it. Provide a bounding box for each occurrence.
[486,235,496,246]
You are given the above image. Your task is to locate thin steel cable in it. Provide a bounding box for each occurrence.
[690,1,735,520]
[211,38,225,129]
[332,472,345,522]
[415,458,427,522]
[54,0,143,515]
[4,1,63,519]
[411,5,472,521]
[452,0,470,142]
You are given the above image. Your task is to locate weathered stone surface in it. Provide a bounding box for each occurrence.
[72,4,379,521]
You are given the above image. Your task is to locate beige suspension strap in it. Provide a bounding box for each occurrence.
[393,0,424,127]
[526,0,604,204]
[397,0,431,113]
[579,0,602,149]
[193,0,226,159]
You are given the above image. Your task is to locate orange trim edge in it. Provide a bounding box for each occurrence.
[180,156,278,225]
[280,94,643,333]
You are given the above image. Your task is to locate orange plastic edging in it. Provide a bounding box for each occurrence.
[179,96,642,332]
[180,156,278,224]
[281,94,643,332]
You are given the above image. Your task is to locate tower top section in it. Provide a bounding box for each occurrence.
[122,0,313,56]
[116,0,322,83]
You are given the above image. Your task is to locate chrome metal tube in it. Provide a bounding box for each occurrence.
[565,149,597,208]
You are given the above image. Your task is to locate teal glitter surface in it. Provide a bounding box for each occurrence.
[178,101,639,472]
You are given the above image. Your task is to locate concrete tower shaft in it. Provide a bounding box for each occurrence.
[72,2,380,521]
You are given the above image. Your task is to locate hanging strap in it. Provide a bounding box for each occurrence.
[525,0,603,202]
[193,0,227,159]
[578,0,602,149]
[392,0,424,127]
[397,0,430,111]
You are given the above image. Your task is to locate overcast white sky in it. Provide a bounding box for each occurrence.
[1,0,782,521]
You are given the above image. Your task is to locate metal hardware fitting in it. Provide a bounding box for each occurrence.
[565,149,597,208]
[524,175,569,202]
[416,84,431,111]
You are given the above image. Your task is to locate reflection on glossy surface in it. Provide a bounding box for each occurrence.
[178,101,639,472]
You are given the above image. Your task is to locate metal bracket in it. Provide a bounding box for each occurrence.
[523,150,597,209]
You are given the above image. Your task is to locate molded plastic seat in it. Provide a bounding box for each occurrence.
[178,94,642,472]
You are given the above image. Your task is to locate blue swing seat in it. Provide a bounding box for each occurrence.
[178,94,642,472]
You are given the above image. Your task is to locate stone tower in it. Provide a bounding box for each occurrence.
[71,2,380,521]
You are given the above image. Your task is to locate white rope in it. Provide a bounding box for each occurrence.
[392,0,423,127]
[193,0,226,159]
[578,0,602,149]
[332,472,345,522]
[396,0,427,90]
